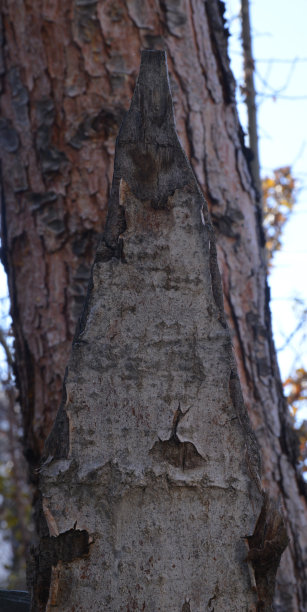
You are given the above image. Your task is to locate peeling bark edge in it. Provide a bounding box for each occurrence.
[28,492,91,612]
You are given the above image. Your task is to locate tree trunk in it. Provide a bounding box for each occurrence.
[30,49,281,612]
[0,1,306,609]
[241,0,261,199]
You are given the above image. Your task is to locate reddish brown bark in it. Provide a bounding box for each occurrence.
[0,1,306,608]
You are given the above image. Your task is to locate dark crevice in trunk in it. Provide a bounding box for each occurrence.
[246,493,289,611]
[205,0,236,104]
[28,493,90,612]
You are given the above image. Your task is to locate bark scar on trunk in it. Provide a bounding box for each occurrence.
[150,404,206,470]
[29,526,91,611]
[246,493,289,610]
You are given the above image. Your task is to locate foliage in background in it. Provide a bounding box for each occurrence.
[284,368,307,474]
[0,447,32,588]
[262,166,297,265]
[0,323,32,589]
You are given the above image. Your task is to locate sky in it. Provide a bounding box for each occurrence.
[226,0,307,416]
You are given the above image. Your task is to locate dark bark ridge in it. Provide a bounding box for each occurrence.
[103,49,194,250]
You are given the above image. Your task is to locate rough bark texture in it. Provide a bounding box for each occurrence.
[0,1,306,609]
[33,50,265,611]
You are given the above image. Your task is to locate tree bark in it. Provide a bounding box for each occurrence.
[32,49,271,611]
[0,1,306,609]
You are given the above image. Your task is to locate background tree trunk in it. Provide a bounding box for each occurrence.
[0,0,306,609]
